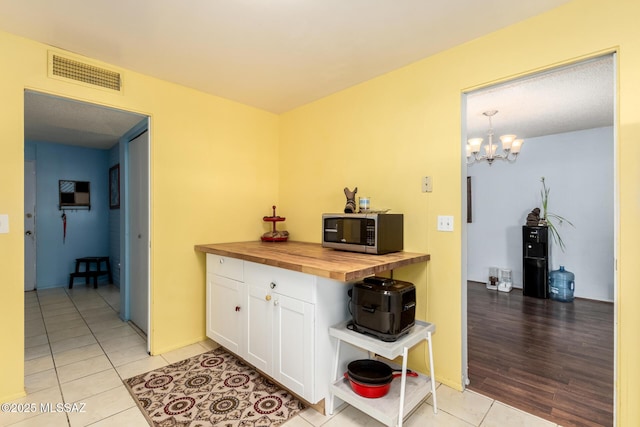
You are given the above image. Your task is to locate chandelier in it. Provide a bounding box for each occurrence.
[466,110,523,165]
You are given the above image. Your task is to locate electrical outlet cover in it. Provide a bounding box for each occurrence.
[0,214,9,233]
[422,176,433,192]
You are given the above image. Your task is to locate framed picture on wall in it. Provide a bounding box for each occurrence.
[109,164,120,209]
[467,176,472,223]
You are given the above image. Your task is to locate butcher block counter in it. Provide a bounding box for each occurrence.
[194,240,430,281]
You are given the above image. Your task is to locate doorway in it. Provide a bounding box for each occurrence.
[461,54,616,424]
[23,90,151,340]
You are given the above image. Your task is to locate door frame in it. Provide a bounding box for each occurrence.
[459,52,618,423]
[22,89,153,348]
[119,119,151,352]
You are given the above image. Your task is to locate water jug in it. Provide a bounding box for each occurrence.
[549,266,575,302]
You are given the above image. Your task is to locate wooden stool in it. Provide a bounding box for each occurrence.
[69,256,113,289]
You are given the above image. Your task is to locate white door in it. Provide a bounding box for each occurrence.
[24,161,36,291]
[129,130,150,334]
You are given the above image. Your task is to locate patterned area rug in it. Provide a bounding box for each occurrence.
[124,347,304,426]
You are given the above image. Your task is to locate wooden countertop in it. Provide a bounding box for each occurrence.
[194,241,429,282]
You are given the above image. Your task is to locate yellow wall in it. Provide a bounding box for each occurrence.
[279,0,639,424]
[0,31,279,400]
[2,0,640,425]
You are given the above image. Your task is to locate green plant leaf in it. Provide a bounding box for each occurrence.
[539,177,574,252]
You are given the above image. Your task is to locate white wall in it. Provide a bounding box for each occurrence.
[466,126,614,302]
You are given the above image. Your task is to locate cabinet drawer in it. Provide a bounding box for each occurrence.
[206,254,243,281]
[245,261,316,303]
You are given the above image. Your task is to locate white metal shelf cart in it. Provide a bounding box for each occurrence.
[328,320,437,427]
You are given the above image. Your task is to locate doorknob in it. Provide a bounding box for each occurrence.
[25,231,32,236]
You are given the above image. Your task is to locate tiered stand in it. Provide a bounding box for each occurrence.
[261,205,288,242]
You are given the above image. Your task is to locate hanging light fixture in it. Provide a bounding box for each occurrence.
[466,110,523,165]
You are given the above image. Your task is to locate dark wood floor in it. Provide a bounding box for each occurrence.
[467,281,614,427]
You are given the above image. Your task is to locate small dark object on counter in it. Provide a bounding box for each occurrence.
[262,230,289,240]
[526,207,541,226]
[343,187,358,213]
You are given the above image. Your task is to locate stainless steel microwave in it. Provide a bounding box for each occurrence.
[322,213,403,254]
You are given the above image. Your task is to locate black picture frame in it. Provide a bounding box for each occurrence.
[109,164,120,209]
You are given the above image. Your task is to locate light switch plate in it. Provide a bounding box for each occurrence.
[437,215,454,232]
[422,176,432,193]
[0,214,9,233]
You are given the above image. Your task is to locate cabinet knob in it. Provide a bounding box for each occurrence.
[265,295,272,301]
[235,306,241,312]
[219,258,224,264]
[274,299,279,306]
[270,282,277,289]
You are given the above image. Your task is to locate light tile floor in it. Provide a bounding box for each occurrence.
[1,285,560,426]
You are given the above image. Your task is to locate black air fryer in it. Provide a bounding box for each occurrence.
[349,277,416,341]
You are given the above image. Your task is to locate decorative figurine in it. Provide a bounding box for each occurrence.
[526,207,541,226]
[344,187,358,213]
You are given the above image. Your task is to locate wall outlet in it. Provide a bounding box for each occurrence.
[437,215,454,232]
[422,176,432,193]
[0,214,9,234]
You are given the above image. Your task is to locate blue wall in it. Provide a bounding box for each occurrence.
[25,141,111,288]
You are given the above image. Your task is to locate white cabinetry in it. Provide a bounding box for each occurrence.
[245,281,272,373]
[245,262,316,399]
[273,292,314,397]
[206,255,244,355]
[205,253,350,404]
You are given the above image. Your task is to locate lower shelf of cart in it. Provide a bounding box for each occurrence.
[330,372,432,427]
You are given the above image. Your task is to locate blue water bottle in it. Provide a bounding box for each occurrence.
[549,266,575,302]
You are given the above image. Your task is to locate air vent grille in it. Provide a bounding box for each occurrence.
[51,54,121,91]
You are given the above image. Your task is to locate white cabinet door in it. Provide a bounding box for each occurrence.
[273,292,315,400]
[246,281,273,373]
[207,273,244,355]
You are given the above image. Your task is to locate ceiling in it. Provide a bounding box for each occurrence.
[3,0,571,114]
[466,55,614,140]
[24,92,147,149]
[7,0,613,149]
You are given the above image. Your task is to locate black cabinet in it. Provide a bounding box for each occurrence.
[522,226,548,298]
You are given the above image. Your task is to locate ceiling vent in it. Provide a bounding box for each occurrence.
[48,52,122,93]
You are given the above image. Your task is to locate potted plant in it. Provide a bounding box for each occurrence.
[539,177,574,252]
